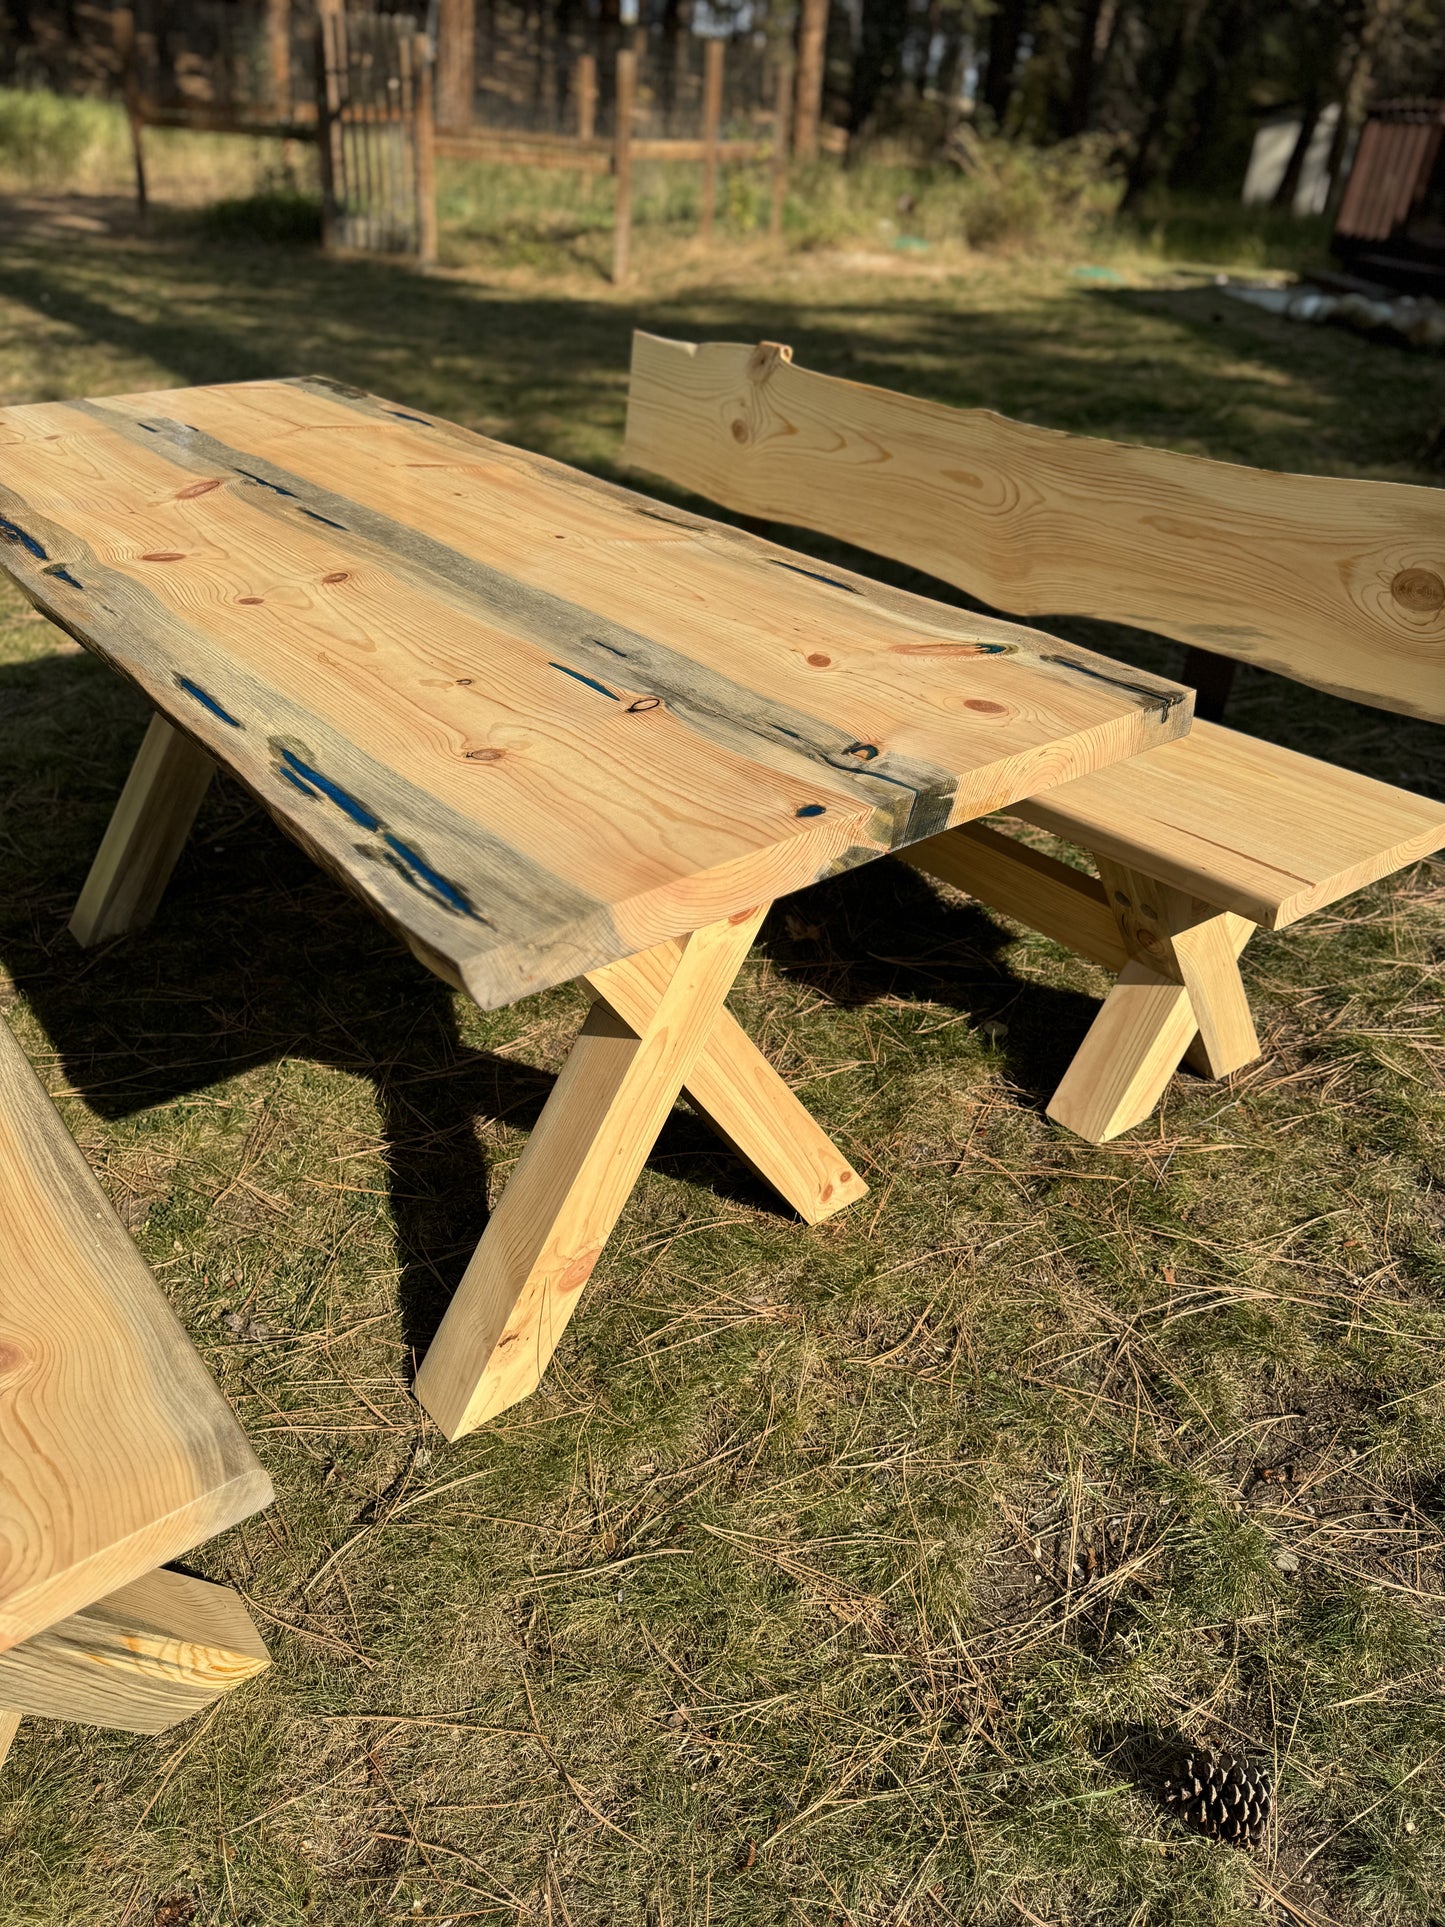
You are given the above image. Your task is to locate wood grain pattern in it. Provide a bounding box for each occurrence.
[0,1709,19,1767]
[0,1568,269,1735]
[0,1017,273,1652]
[1015,721,1445,929]
[1045,963,1202,1143]
[0,376,1189,1009]
[416,906,768,1438]
[584,944,867,1225]
[69,712,215,948]
[900,820,1127,972]
[623,331,1445,722]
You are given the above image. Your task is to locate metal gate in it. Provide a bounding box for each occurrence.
[316,3,437,262]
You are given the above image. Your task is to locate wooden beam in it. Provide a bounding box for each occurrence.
[1045,863,1258,1142]
[69,712,214,949]
[576,51,597,143]
[0,1016,272,1651]
[415,906,768,1438]
[700,38,724,245]
[901,820,1128,972]
[612,47,636,285]
[413,30,438,267]
[1094,858,1258,1077]
[621,331,1445,724]
[0,1570,268,1736]
[584,940,866,1225]
[1046,963,1200,1144]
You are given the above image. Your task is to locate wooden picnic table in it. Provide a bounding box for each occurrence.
[0,377,1193,1439]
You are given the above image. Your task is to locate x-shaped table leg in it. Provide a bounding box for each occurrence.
[414,905,866,1438]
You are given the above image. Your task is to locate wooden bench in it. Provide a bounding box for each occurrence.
[623,333,1445,1142]
[0,1015,273,1767]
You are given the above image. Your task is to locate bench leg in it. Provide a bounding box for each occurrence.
[584,942,866,1227]
[70,713,215,948]
[416,905,777,1439]
[0,1709,20,1769]
[0,1567,269,1739]
[1047,860,1258,1142]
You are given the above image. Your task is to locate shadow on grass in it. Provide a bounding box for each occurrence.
[0,214,1440,1362]
[0,648,1111,1365]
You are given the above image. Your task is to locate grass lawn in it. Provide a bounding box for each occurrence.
[0,185,1443,1927]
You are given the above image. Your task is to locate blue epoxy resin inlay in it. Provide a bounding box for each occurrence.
[769,559,858,594]
[549,662,619,700]
[237,468,299,499]
[177,677,242,727]
[382,834,481,919]
[45,563,82,589]
[385,408,432,426]
[0,514,47,560]
[300,508,348,531]
[279,750,381,830]
[796,803,826,817]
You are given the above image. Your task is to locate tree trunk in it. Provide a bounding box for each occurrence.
[1272,87,1322,210]
[981,0,1032,132]
[1064,0,1108,136]
[847,0,909,138]
[1121,0,1206,211]
[793,0,829,159]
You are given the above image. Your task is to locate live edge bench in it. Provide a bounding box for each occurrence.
[0,1015,272,1769]
[624,332,1445,1143]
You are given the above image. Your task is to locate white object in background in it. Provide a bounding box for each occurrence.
[1242,104,1343,216]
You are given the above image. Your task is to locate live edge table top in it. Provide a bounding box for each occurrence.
[0,377,1193,1007]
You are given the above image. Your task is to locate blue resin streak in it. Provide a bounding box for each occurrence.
[178,677,242,728]
[237,468,299,499]
[382,834,480,918]
[279,750,380,830]
[45,564,82,589]
[301,508,348,531]
[280,766,318,798]
[769,559,858,594]
[385,408,432,426]
[549,662,619,700]
[0,515,47,561]
[796,803,826,817]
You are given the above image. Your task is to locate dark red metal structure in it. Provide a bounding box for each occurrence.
[1333,99,1445,289]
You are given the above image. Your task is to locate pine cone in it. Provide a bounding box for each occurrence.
[1161,1748,1272,1846]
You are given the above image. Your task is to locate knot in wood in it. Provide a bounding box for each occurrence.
[1391,567,1445,614]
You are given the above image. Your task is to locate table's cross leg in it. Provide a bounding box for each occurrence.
[70,713,215,948]
[0,1568,269,1740]
[0,1709,20,1770]
[1047,859,1259,1143]
[584,942,867,1226]
[415,904,772,1439]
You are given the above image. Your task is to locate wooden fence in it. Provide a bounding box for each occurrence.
[111,2,793,280]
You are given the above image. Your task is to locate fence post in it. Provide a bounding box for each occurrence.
[113,7,148,222]
[436,0,475,132]
[770,55,791,239]
[612,46,635,285]
[576,50,597,142]
[699,37,724,245]
[314,0,344,253]
[413,30,438,267]
[793,0,827,160]
[265,0,290,119]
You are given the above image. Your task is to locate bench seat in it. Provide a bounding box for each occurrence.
[0,1014,272,1764]
[1013,719,1445,930]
